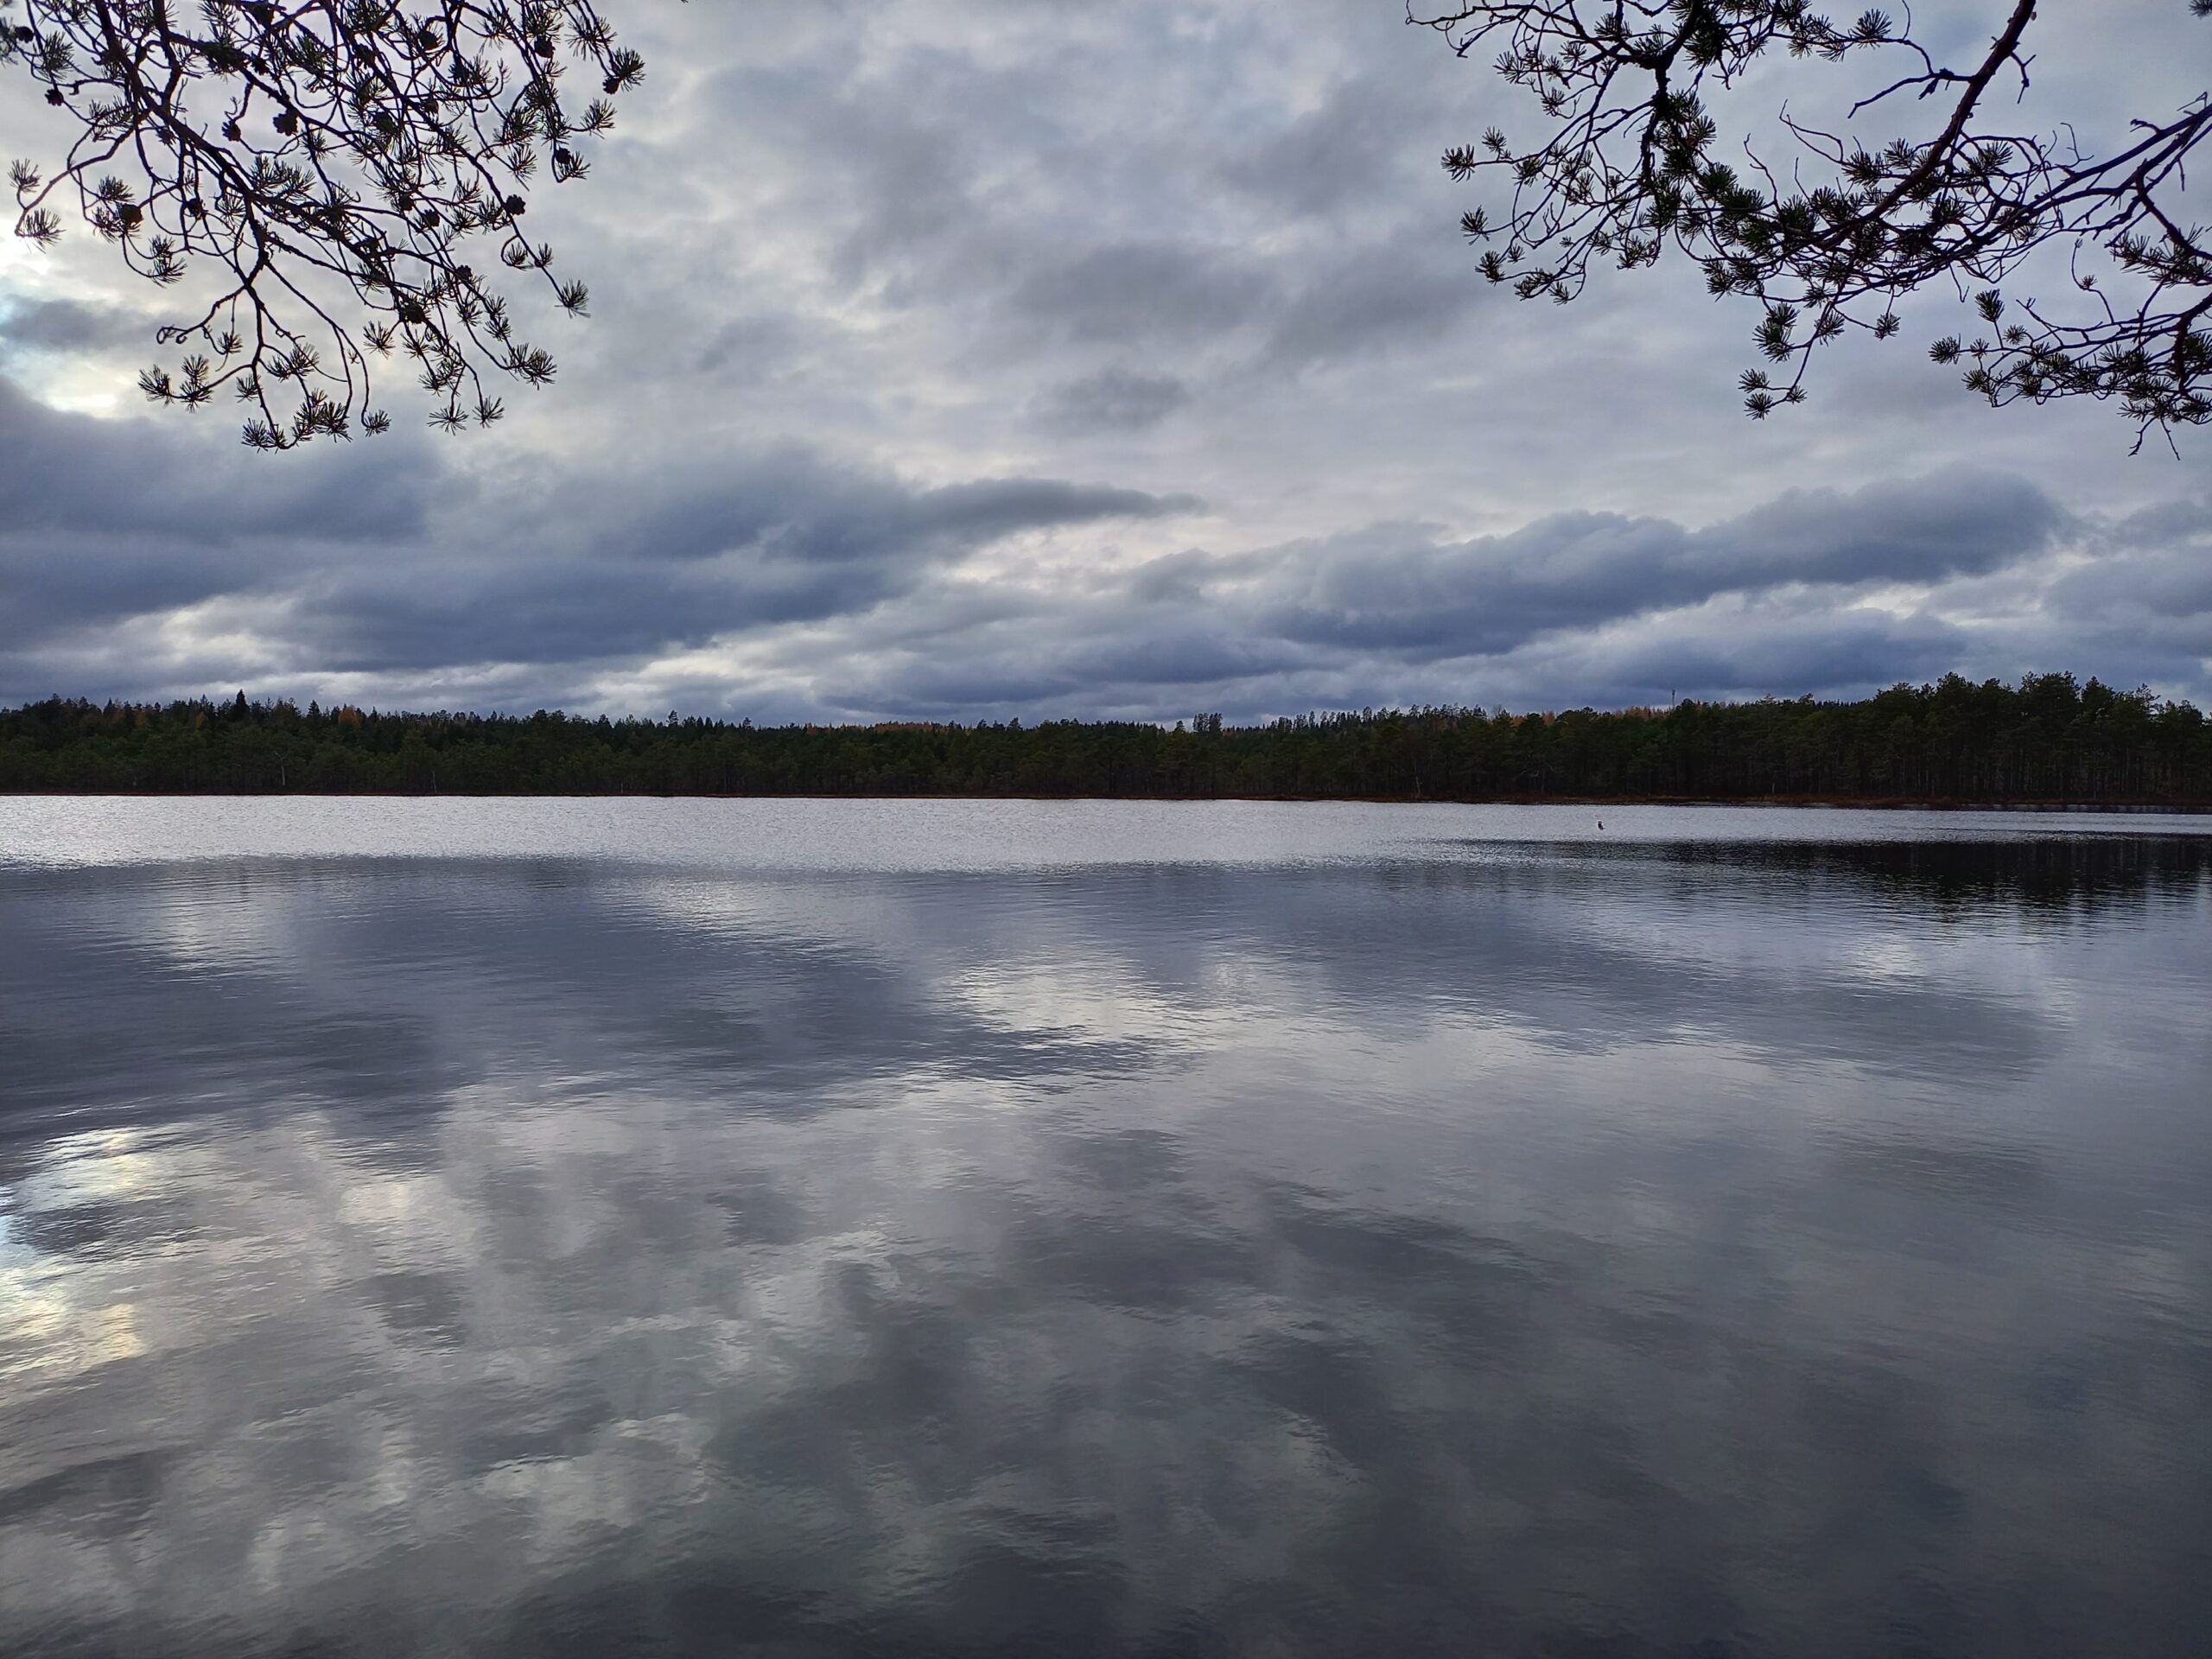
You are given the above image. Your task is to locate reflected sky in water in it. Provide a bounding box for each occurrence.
[2,803,2209,1657]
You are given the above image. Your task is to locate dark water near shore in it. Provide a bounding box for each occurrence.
[3,800,2209,1657]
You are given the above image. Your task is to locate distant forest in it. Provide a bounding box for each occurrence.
[3,674,2209,806]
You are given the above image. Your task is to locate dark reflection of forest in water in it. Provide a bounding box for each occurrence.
[1459,832,2212,919]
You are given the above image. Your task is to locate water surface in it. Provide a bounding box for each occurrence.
[3,801,2209,1656]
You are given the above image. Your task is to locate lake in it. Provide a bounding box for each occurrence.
[2,799,2208,1657]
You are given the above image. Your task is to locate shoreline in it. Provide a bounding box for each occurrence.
[3,790,2207,813]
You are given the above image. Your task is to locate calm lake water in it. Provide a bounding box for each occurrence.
[3,799,2209,1657]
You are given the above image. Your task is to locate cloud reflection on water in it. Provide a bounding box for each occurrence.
[1,811,2208,1656]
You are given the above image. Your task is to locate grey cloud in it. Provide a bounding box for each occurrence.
[1125,549,1212,605]
[1243,472,2064,657]
[0,297,149,356]
[534,450,1192,569]
[694,314,805,381]
[914,476,1200,540]
[675,467,2138,724]
[0,377,436,546]
[704,62,984,283]
[1055,626,1311,690]
[285,468,1195,672]
[1007,242,1273,345]
[0,393,1199,687]
[1969,496,2212,677]
[1222,75,1425,219]
[821,589,1971,728]
[2037,540,2212,666]
[833,119,982,294]
[1716,473,2069,587]
[0,379,442,657]
[0,0,2201,720]
[2107,495,2212,556]
[0,424,2174,722]
[0,536,276,654]
[1033,368,1191,434]
[1525,601,1972,709]
[1261,235,1479,368]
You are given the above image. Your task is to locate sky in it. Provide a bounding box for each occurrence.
[1,0,2207,722]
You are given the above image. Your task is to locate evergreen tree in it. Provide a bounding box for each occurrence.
[3,677,2209,804]
[2,1,680,447]
[1416,2,2211,443]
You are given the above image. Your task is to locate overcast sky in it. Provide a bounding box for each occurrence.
[2,2,2207,721]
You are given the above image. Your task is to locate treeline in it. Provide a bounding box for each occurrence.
[3,673,2209,805]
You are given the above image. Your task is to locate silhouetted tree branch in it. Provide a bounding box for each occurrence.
[1414,1,2211,447]
[3,1,678,448]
